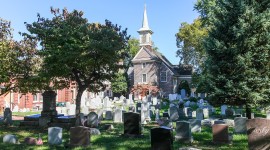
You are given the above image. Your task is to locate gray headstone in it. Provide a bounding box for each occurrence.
[90,128,101,135]
[114,109,122,123]
[196,108,203,120]
[175,121,192,142]
[41,90,57,116]
[181,89,186,99]
[234,117,247,134]
[3,108,12,125]
[189,119,201,132]
[87,112,99,128]
[3,134,19,144]
[169,106,179,121]
[221,105,227,115]
[48,127,62,145]
[105,111,113,120]
[186,107,193,119]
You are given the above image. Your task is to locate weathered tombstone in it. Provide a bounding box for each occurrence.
[223,119,234,127]
[48,127,62,145]
[70,126,91,147]
[169,106,179,121]
[105,111,113,120]
[203,108,209,119]
[158,117,172,128]
[267,111,270,119]
[114,109,123,123]
[196,108,204,120]
[75,113,86,126]
[97,109,103,121]
[189,119,201,132]
[221,105,227,115]
[175,121,192,142]
[181,89,186,99]
[225,108,234,117]
[24,137,37,145]
[3,108,12,125]
[155,109,160,121]
[200,93,205,99]
[246,118,270,150]
[150,105,155,118]
[179,108,186,119]
[212,124,229,143]
[87,112,99,128]
[3,134,19,144]
[136,102,142,113]
[123,112,141,137]
[151,127,173,150]
[39,90,57,127]
[187,107,193,119]
[234,117,247,134]
[152,97,158,105]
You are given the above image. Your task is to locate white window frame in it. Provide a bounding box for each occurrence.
[142,74,147,83]
[142,63,146,69]
[33,94,38,102]
[160,71,167,82]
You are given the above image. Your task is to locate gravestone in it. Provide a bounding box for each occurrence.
[155,109,160,121]
[24,137,37,145]
[48,127,62,145]
[246,118,270,150]
[87,112,99,128]
[200,93,205,99]
[152,97,158,105]
[114,109,123,123]
[187,107,193,119]
[203,108,209,119]
[179,108,186,119]
[105,111,113,120]
[70,126,91,147]
[175,121,192,142]
[221,105,227,115]
[181,89,186,99]
[3,108,12,125]
[97,109,103,121]
[212,124,229,143]
[123,112,141,137]
[3,134,19,144]
[169,106,179,121]
[151,127,173,150]
[196,108,204,120]
[136,103,142,113]
[157,117,172,128]
[234,117,247,134]
[214,120,225,124]
[225,108,234,117]
[189,119,201,132]
[39,90,57,127]
[75,113,86,126]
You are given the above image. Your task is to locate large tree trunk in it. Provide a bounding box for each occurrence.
[245,104,252,119]
[75,88,84,116]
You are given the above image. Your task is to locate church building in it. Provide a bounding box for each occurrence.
[129,5,192,96]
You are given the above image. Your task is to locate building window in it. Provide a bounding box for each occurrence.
[142,74,147,83]
[33,94,38,102]
[160,71,167,82]
[142,63,146,69]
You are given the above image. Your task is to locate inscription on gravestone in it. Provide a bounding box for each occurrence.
[246,118,270,150]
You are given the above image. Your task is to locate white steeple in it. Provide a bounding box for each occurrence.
[138,4,153,47]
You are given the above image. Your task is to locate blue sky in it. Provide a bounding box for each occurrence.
[0,0,199,64]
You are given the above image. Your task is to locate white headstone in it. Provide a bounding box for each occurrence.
[48,127,62,145]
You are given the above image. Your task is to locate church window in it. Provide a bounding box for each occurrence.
[142,74,147,83]
[142,63,146,69]
[160,71,167,82]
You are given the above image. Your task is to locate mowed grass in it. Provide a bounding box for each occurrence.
[0,120,248,150]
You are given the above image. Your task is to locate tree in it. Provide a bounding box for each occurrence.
[196,0,270,119]
[24,8,130,115]
[176,18,208,70]
[111,72,128,95]
[0,18,39,95]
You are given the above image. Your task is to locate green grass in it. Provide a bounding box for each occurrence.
[12,111,41,117]
[0,119,249,150]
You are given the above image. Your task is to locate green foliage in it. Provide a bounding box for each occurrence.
[196,0,270,109]
[128,38,140,59]
[178,80,191,96]
[0,18,40,95]
[176,18,208,70]
[24,8,130,115]
[111,72,128,95]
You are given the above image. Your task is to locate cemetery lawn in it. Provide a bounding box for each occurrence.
[0,120,248,150]
[12,111,41,117]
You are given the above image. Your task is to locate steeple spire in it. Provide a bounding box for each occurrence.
[142,4,149,30]
[138,4,153,47]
